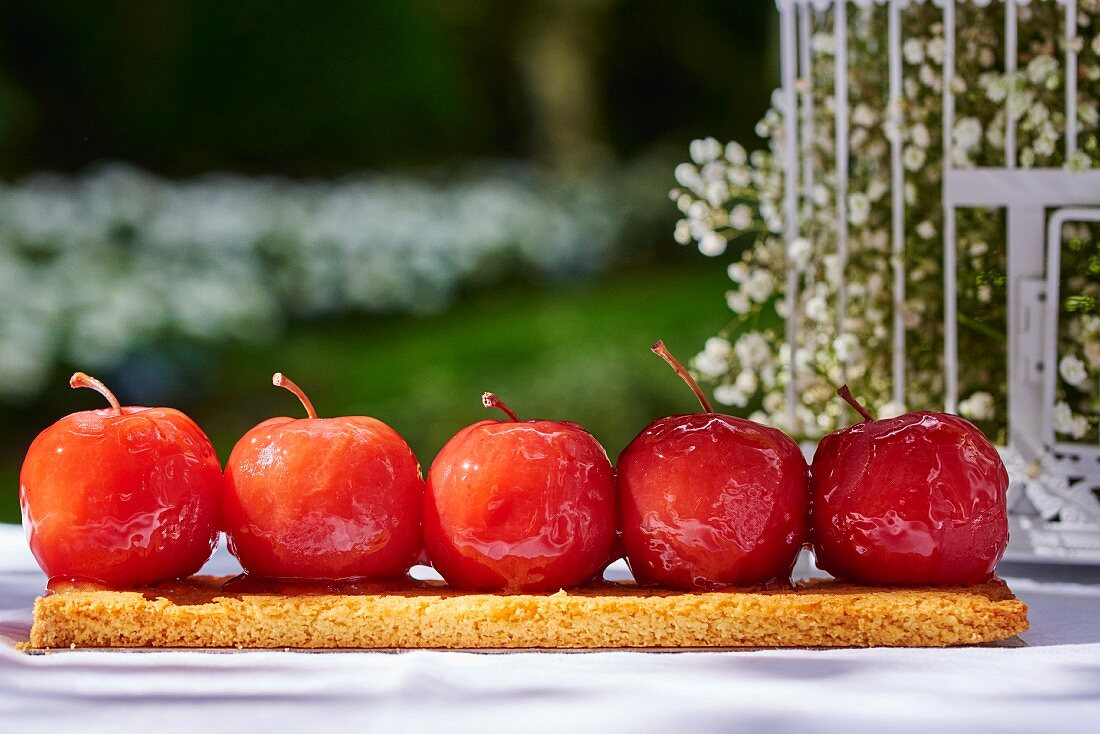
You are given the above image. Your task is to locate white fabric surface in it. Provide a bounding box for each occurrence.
[1,523,1099,734]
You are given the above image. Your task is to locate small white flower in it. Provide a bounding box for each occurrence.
[743,269,775,303]
[1053,402,1089,439]
[724,142,747,165]
[903,38,924,65]
[959,392,995,421]
[812,184,830,207]
[727,167,750,187]
[693,349,728,379]
[1067,151,1092,172]
[847,193,870,226]
[981,74,1008,103]
[916,220,936,240]
[704,336,732,359]
[804,294,829,323]
[878,401,907,419]
[787,237,812,270]
[1059,354,1089,387]
[689,137,723,165]
[730,203,754,230]
[926,37,945,65]
[674,163,702,190]
[1033,132,1056,158]
[953,117,983,151]
[713,383,748,408]
[903,146,926,171]
[910,123,931,149]
[726,290,751,315]
[852,104,876,128]
[1079,104,1099,127]
[1026,55,1059,86]
[727,262,750,283]
[1007,88,1034,121]
[919,64,939,90]
[735,332,771,370]
[811,33,834,55]
[832,333,862,364]
[698,231,727,257]
[867,179,888,203]
[735,369,758,395]
[1026,103,1050,127]
[1085,342,1100,370]
[673,219,691,245]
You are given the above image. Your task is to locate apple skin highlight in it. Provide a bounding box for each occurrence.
[810,387,1009,586]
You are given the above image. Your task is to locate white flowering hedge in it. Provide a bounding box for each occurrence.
[0,164,635,400]
[672,0,1100,444]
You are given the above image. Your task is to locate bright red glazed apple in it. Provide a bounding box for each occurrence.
[20,373,222,587]
[811,386,1009,586]
[423,393,616,592]
[223,374,423,580]
[617,342,810,589]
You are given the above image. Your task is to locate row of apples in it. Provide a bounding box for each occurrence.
[19,342,1009,592]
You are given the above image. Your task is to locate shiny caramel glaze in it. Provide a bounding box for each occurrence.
[811,411,1009,586]
[223,414,424,580]
[22,406,222,588]
[618,413,810,590]
[424,417,617,593]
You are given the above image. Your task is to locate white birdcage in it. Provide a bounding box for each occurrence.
[775,0,1100,561]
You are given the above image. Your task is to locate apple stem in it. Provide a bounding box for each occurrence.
[651,340,714,413]
[837,385,875,422]
[273,373,319,419]
[482,392,520,421]
[69,372,122,416]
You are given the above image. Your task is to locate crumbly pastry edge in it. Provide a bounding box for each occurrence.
[26,577,1029,650]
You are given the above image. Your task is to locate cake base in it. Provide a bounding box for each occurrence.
[27,576,1028,650]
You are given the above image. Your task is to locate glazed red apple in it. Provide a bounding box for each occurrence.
[811,386,1009,586]
[423,393,616,592]
[617,341,810,589]
[20,373,222,587]
[223,373,423,580]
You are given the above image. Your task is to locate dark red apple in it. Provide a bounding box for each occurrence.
[423,393,617,592]
[20,372,222,587]
[617,341,810,589]
[810,386,1009,585]
[223,373,423,580]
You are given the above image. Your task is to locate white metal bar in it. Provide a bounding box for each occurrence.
[1042,209,1100,447]
[888,0,906,406]
[834,0,849,380]
[1005,0,1017,168]
[1007,206,1048,460]
[1038,206,1100,448]
[1066,0,1079,159]
[798,1,815,204]
[780,0,801,431]
[943,0,958,414]
[943,168,1100,205]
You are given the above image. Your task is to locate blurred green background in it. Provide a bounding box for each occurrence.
[0,0,777,523]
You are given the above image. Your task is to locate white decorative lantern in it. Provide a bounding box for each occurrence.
[775,0,1100,561]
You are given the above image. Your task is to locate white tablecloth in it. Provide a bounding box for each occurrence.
[1,523,1098,734]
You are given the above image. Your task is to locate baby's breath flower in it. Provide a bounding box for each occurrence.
[959,392,995,421]
[1053,402,1089,439]
[1059,354,1089,387]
